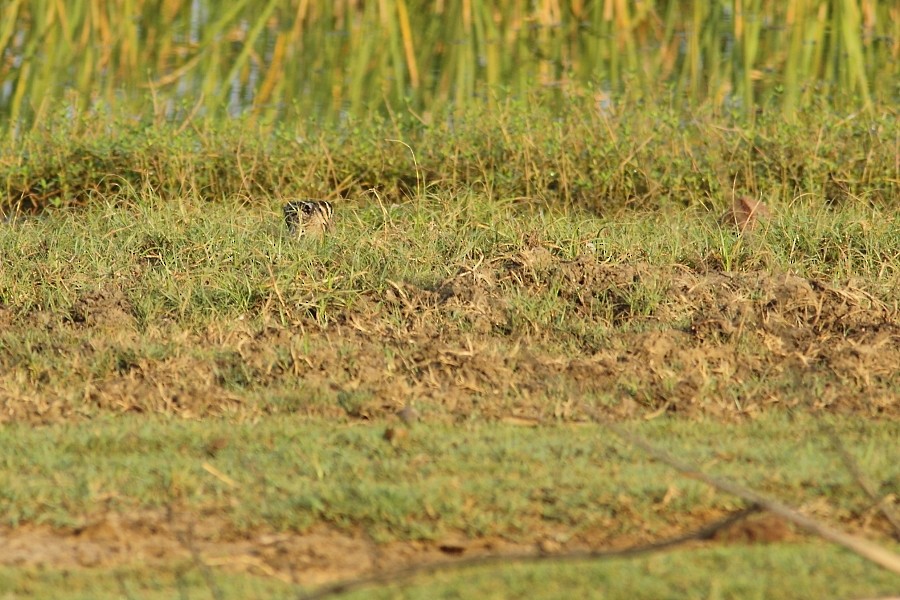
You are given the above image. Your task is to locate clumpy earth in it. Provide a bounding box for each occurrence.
[2,254,896,424]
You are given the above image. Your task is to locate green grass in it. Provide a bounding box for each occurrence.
[2,193,897,326]
[2,542,899,600]
[0,566,290,600]
[4,99,899,216]
[0,415,896,537]
[354,544,900,600]
[0,415,898,598]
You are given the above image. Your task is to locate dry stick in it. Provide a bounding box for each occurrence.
[167,505,225,600]
[822,424,900,541]
[604,423,900,575]
[297,505,762,600]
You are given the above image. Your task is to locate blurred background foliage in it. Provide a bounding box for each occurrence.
[1,0,897,132]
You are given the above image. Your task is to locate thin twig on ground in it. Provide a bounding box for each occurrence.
[168,505,225,600]
[822,422,900,541]
[297,505,762,600]
[602,422,900,575]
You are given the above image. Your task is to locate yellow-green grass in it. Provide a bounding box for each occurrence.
[2,543,899,599]
[3,98,898,217]
[341,543,900,600]
[0,415,896,536]
[0,416,898,598]
[2,190,897,325]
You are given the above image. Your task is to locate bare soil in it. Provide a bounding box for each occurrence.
[2,256,897,424]
[0,508,797,587]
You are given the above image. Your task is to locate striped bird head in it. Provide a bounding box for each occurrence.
[283,200,334,239]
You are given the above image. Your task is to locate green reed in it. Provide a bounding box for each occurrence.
[0,0,897,134]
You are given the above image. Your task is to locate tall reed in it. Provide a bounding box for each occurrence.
[0,0,895,133]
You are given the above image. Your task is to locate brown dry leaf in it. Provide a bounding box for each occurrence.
[712,514,792,544]
[383,426,408,446]
[720,196,772,232]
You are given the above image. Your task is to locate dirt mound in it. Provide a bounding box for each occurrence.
[1,256,897,424]
[67,288,136,332]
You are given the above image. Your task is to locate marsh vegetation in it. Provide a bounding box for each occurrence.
[2,0,897,128]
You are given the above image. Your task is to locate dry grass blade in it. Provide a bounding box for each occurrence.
[216,0,279,109]
[0,0,24,62]
[604,422,900,575]
[395,0,419,88]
